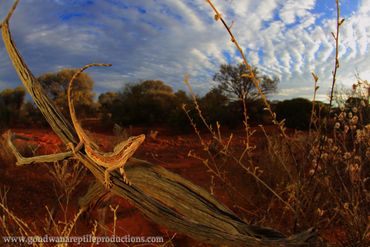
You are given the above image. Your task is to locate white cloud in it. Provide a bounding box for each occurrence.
[277,86,313,97]
[0,0,369,103]
[279,0,316,24]
[359,0,370,14]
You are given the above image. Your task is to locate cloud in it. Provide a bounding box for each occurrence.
[281,0,316,23]
[0,0,369,103]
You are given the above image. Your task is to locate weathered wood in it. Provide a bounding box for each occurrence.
[6,130,73,165]
[1,1,317,246]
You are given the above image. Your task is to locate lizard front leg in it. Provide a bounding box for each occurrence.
[104,164,131,189]
[119,165,131,185]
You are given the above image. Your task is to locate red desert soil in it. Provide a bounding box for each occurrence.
[1,127,243,246]
[0,126,340,246]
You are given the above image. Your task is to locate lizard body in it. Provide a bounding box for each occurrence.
[67,64,145,188]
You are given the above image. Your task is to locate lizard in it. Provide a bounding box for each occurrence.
[67,64,145,188]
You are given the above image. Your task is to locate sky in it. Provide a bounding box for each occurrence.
[0,0,369,102]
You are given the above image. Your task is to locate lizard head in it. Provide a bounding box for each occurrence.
[128,134,145,146]
[113,134,145,155]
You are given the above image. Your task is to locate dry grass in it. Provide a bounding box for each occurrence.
[0,129,172,246]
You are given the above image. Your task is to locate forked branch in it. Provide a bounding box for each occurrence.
[5,131,73,165]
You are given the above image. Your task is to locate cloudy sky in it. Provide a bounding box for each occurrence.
[0,0,369,101]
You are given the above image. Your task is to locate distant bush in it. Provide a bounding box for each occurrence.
[101,80,192,129]
[37,68,96,119]
[199,88,230,125]
[246,99,272,125]
[98,91,121,127]
[189,88,272,128]
[274,98,313,130]
[0,86,25,129]
[119,80,176,125]
[18,101,48,127]
[98,82,277,130]
[167,90,193,131]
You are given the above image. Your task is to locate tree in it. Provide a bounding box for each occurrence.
[98,91,121,125]
[37,69,95,118]
[274,98,313,130]
[138,80,174,95]
[18,101,47,127]
[166,90,193,131]
[98,91,120,110]
[0,86,25,128]
[213,63,278,101]
[199,88,230,124]
[117,80,176,125]
[0,86,25,110]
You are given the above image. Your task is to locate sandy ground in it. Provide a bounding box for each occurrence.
[0,126,345,246]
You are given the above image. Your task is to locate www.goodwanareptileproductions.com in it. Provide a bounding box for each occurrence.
[2,234,165,245]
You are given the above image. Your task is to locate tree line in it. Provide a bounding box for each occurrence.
[1,63,367,132]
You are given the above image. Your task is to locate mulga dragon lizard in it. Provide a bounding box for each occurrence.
[67,64,145,188]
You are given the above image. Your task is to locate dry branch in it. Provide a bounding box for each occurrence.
[0,1,317,246]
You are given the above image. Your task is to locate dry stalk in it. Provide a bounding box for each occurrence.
[309,72,320,132]
[0,201,35,238]
[306,0,344,188]
[109,204,119,236]
[204,0,297,214]
[184,78,295,213]
[205,0,287,138]
[329,0,345,109]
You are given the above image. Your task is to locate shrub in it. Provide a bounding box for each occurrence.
[274,98,313,130]
[0,86,25,129]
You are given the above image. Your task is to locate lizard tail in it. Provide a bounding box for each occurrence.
[67,63,112,147]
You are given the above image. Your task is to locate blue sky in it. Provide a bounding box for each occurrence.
[0,0,369,102]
